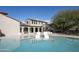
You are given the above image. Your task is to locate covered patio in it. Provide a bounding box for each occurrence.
[20,24,45,34]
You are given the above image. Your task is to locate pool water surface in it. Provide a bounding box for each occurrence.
[0,36,79,52]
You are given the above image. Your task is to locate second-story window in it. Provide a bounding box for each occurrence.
[32,20,33,24]
[35,21,36,24]
[27,21,28,24]
[41,22,43,24]
[36,21,37,24]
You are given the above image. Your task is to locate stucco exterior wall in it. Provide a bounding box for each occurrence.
[26,20,47,26]
[0,14,20,36]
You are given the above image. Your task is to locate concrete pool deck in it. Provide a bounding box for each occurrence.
[22,32,79,39]
[50,33,79,39]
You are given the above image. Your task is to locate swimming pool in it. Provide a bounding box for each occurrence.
[0,36,79,52]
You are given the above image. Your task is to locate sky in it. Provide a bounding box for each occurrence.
[0,6,79,23]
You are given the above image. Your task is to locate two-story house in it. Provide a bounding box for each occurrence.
[20,18,48,34]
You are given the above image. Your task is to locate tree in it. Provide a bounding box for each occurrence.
[51,10,79,33]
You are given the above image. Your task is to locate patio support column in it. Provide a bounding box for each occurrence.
[28,27,30,34]
[28,27,31,37]
[38,27,40,32]
[22,27,24,34]
[41,27,43,32]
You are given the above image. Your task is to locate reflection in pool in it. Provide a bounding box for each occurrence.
[0,36,79,52]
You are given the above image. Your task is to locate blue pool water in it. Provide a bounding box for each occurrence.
[0,36,79,52]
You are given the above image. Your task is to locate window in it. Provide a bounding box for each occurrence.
[34,21,36,24]
[36,21,37,24]
[32,20,33,24]
[27,21,28,24]
[34,21,35,24]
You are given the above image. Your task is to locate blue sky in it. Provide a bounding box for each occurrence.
[0,6,79,23]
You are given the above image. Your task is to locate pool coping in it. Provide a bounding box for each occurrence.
[51,33,79,39]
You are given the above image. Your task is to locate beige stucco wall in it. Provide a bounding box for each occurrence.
[0,14,20,36]
[26,20,47,26]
